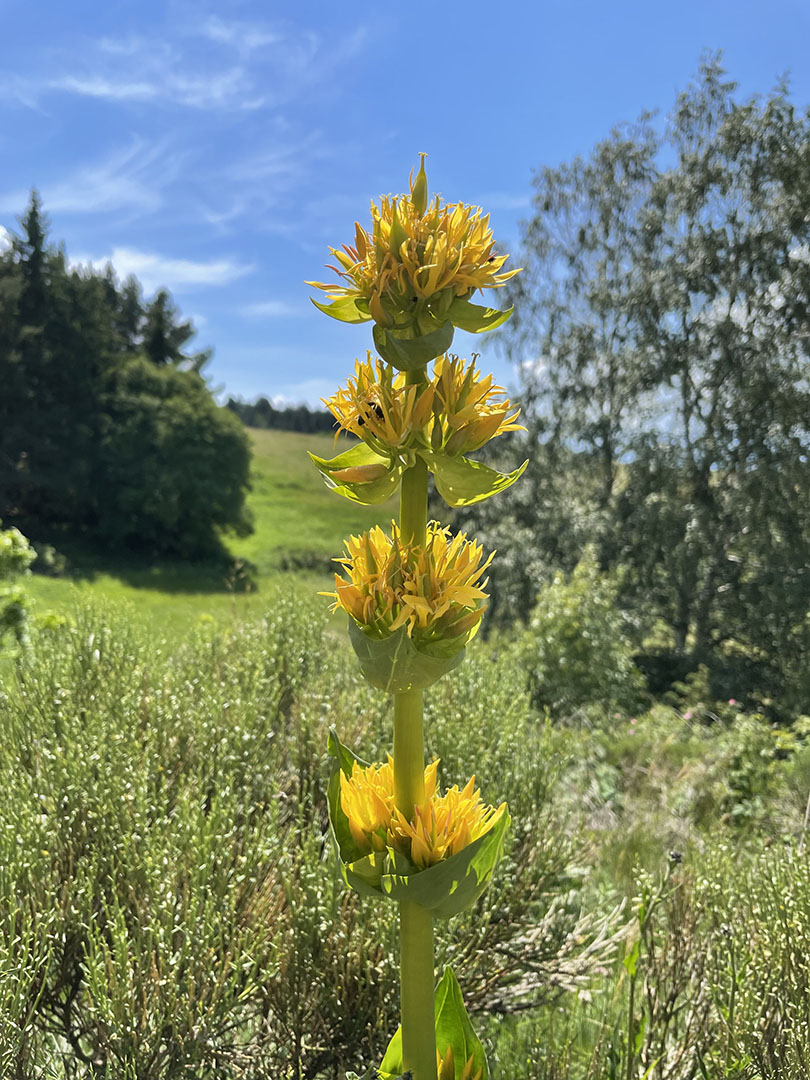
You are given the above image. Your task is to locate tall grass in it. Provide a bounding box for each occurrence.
[4,593,810,1077]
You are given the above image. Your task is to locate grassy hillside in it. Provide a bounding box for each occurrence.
[23,428,396,627]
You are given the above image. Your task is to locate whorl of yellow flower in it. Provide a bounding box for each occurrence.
[323,353,523,459]
[323,352,435,452]
[340,757,438,854]
[326,521,493,644]
[307,153,519,330]
[339,758,504,878]
[392,777,506,870]
[431,354,524,455]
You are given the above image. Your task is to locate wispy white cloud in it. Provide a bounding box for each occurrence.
[0,226,10,251]
[239,300,301,318]
[197,17,282,51]
[48,60,254,111]
[75,247,253,294]
[3,18,367,114]
[195,132,329,234]
[0,139,182,217]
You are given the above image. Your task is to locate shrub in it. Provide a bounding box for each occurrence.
[98,358,253,557]
[0,521,36,649]
[0,596,598,1078]
[513,550,645,718]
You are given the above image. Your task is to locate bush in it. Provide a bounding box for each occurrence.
[98,358,253,557]
[0,596,598,1078]
[513,550,645,718]
[0,521,35,648]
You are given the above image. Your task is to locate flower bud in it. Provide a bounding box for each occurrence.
[411,152,428,216]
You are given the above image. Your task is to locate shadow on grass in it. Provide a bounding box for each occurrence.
[30,534,259,595]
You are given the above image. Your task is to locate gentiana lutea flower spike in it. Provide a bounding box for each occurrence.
[308,155,524,1080]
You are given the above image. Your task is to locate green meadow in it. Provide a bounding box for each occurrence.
[24,428,394,630]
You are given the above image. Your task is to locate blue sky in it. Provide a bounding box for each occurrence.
[2,0,810,405]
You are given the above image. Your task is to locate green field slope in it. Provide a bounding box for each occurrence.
[24,429,396,627]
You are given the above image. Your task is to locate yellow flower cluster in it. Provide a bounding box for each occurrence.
[308,154,519,331]
[340,757,505,875]
[326,521,493,644]
[324,352,435,452]
[323,352,522,457]
[340,757,438,853]
[431,354,524,454]
[392,777,507,869]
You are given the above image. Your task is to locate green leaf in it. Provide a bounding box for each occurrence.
[447,297,514,334]
[623,938,640,978]
[381,805,510,918]
[327,727,370,775]
[421,451,528,507]
[309,443,402,505]
[310,295,371,324]
[343,851,389,897]
[434,967,489,1079]
[326,729,374,866]
[379,1026,403,1078]
[373,320,455,370]
[379,968,489,1080]
[347,619,466,693]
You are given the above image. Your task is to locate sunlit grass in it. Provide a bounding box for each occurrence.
[23,428,397,629]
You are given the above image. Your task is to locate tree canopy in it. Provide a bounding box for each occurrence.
[0,194,252,558]
[464,58,810,709]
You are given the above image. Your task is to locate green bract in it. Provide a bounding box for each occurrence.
[347,620,469,693]
[309,295,371,324]
[446,297,514,334]
[308,443,402,505]
[380,967,489,1080]
[372,320,456,371]
[311,443,528,510]
[326,731,510,919]
[421,452,529,507]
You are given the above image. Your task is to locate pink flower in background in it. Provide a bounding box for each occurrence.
[684,710,693,720]
[728,698,737,706]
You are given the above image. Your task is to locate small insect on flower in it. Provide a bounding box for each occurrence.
[323,352,435,453]
[324,521,493,646]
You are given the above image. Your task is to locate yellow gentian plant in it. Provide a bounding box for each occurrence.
[310,157,525,1079]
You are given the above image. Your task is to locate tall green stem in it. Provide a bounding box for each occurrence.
[394,367,435,1078]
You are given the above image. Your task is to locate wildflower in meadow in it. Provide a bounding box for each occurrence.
[313,154,521,1079]
[307,154,518,343]
[392,776,507,870]
[339,756,439,854]
[326,521,492,648]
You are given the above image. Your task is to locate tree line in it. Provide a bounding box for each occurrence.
[0,195,252,559]
[225,396,335,433]
[462,59,810,712]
